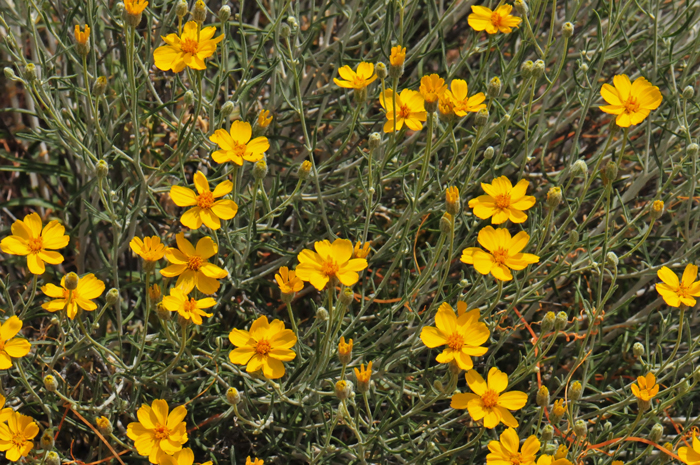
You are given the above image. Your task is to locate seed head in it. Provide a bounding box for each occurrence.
[46,452,61,465]
[23,63,38,82]
[339,287,354,308]
[253,158,268,180]
[175,0,188,18]
[541,425,554,441]
[541,311,556,333]
[475,108,489,127]
[40,428,55,449]
[521,60,534,79]
[93,76,108,97]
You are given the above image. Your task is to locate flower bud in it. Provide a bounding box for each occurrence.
[279,22,291,39]
[175,0,188,18]
[440,213,453,234]
[106,288,120,306]
[683,85,695,100]
[339,287,354,308]
[433,380,443,392]
[546,187,562,208]
[184,90,194,106]
[44,374,59,392]
[554,311,568,331]
[551,400,566,423]
[287,16,299,32]
[23,63,38,82]
[474,108,489,127]
[579,62,589,72]
[93,76,108,97]
[687,143,699,158]
[484,146,494,160]
[537,385,550,407]
[368,132,381,150]
[514,0,528,15]
[488,76,502,98]
[192,0,207,23]
[375,62,388,80]
[96,416,113,435]
[298,160,312,180]
[221,100,235,118]
[573,159,588,177]
[562,22,574,38]
[338,337,353,365]
[316,306,329,321]
[649,423,663,443]
[65,272,80,290]
[570,381,583,401]
[532,60,545,80]
[568,230,579,247]
[96,159,109,179]
[521,60,534,79]
[445,186,460,215]
[541,424,554,441]
[226,387,241,405]
[606,251,619,268]
[574,419,587,437]
[156,302,171,320]
[219,5,231,23]
[46,452,61,465]
[677,379,690,395]
[604,160,618,183]
[4,67,16,80]
[650,200,664,220]
[40,428,55,449]
[253,159,268,180]
[541,311,556,334]
[335,380,354,400]
[633,342,645,357]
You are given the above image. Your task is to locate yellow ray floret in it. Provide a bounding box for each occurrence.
[461,226,539,281]
[209,121,269,166]
[600,74,662,127]
[229,315,297,379]
[154,21,223,72]
[468,4,522,34]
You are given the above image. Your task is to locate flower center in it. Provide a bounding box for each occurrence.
[491,12,504,27]
[510,455,523,465]
[28,237,43,253]
[197,191,214,209]
[183,298,198,314]
[153,424,170,440]
[492,247,509,266]
[482,389,499,408]
[352,77,366,88]
[11,433,26,448]
[623,95,640,114]
[446,332,464,351]
[256,338,272,355]
[676,283,692,298]
[398,104,412,120]
[230,141,246,158]
[188,255,204,271]
[494,193,511,210]
[321,257,339,277]
[180,37,199,55]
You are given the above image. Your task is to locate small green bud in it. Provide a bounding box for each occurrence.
[660,443,673,464]
[96,159,109,179]
[184,90,194,106]
[554,311,568,331]
[541,424,554,441]
[683,85,695,100]
[488,76,502,98]
[316,306,329,321]
[218,5,231,23]
[546,187,562,208]
[44,374,59,392]
[175,0,188,18]
[334,380,354,400]
[46,452,61,465]
[606,251,619,267]
[570,381,583,401]
[279,22,291,39]
[579,62,589,73]
[433,380,443,392]
[339,287,354,308]
[562,22,574,38]
[65,272,80,290]
[521,60,534,79]
[287,16,299,33]
[536,385,550,407]
[93,76,108,97]
[687,143,699,158]
[568,230,580,246]
[4,67,16,80]
[541,311,556,334]
[573,419,587,437]
[376,62,388,80]
[484,146,494,160]
[23,63,38,82]
[649,423,663,443]
[514,0,528,15]
[604,160,618,183]
[532,60,545,79]
[192,0,207,23]
[221,100,235,118]
[156,302,171,320]
[106,288,120,306]
[368,132,381,150]
[474,108,489,127]
[677,379,690,395]
[226,387,241,405]
[573,159,588,177]
[440,213,453,234]
[253,158,268,180]
[633,342,645,357]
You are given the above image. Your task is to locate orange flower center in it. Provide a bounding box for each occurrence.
[153,424,171,440]
[11,433,26,448]
[183,298,198,314]
[494,193,511,210]
[352,77,367,88]
[197,191,214,209]
[188,255,204,271]
[229,141,247,159]
[675,283,692,298]
[180,37,199,55]
[321,257,339,277]
[446,332,464,351]
[490,11,505,28]
[510,455,523,465]
[398,104,412,120]
[623,95,641,114]
[482,389,499,408]
[255,338,272,355]
[28,237,43,253]
[492,247,509,266]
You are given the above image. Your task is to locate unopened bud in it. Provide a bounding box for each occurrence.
[546,187,562,208]
[65,272,80,290]
[156,302,171,320]
[573,159,588,177]
[541,311,556,333]
[96,416,113,435]
[192,0,207,23]
[532,60,545,79]
[23,63,38,82]
[650,423,663,443]
[4,67,16,80]
[606,251,619,267]
[650,200,664,220]
[316,306,329,321]
[475,108,489,127]
[488,76,502,98]
[660,443,673,464]
[93,76,108,97]
[445,186,460,215]
[677,379,690,395]
[339,287,354,308]
[175,0,188,18]
[226,387,241,405]
[570,381,583,401]
[683,85,695,100]
[279,22,291,39]
[335,380,354,400]
[440,213,453,234]
[298,160,312,180]
[537,385,550,407]
[184,90,194,106]
[368,132,381,150]
[484,146,494,160]
[40,428,55,449]
[687,143,699,158]
[106,288,120,306]
[375,62,388,80]
[521,60,534,79]
[218,5,231,23]
[568,230,580,246]
[338,337,353,365]
[514,0,528,15]
[96,160,109,179]
[554,311,568,331]
[562,22,574,38]
[253,159,268,180]
[540,425,554,442]
[604,160,618,183]
[44,374,59,392]
[221,100,234,118]
[286,16,298,32]
[633,342,645,357]
[433,380,443,392]
[574,419,587,437]
[579,62,589,72]
[46,452,61,465]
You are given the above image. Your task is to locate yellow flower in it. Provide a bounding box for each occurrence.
[125,0,148,15]
[537,456,573,465]
[551,399,566,418]
[246,458,264,465]
[438,91,457,118]
[554,445,569,460]
[487,428,540,465]
[679,434,700,465]
[461,226,540,281]
[0,412,39,461]
[389,45,406,67]
[419,74,447,104]
[130,236,166,262]
[333,62,377,89]
[0,316,31,370]
[0,212,69,275]
[353,241,371,259]
[420,302,489,370]
[257,109,273,128]
[451,367,527,428]
[149,284,162,301]
[228,315,297,379]
[600,75,663,127]
[154,22,223,72]
[449,79,487,116]
[161,233,227,294]
[74,24,90,44]
[275,266,303,295]
[96,416,111,432]
[127,399,188,464]
[209,120,269,166]
[338,337,353,358]
[379,89,427,133]
[354,361,373,392]
[296,238,369,290]
[631,372,659,401]
[0,394,12,422]
[162,287,215,325]
[41,273,106,320]
[656,264,700,307]
[158,447,199,465]
[170,171,238,230]
[468,176,536,224]
[468,4,522,34]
